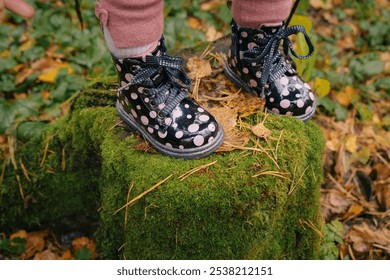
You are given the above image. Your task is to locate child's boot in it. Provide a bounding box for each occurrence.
[114,37,224,159]
[224,20,316,121]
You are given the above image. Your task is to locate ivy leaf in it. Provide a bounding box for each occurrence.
[0,100,17,134]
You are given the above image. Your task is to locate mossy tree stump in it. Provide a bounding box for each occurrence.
[0,77,324,259]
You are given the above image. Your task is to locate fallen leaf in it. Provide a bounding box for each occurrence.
[186,57,212,79]
[229,93,265,117]
[61,249,73,260]
[72,236,97,259]
[335,86,359,107]
[345,135,357,153]
[310,0,333,10]
[38,63,74,83]
[206,25,223,42]
[16,68,34,85]
[187,17,202,30]
[208,106,237,133]
[251,123,272,138]
[313,77,331,98]
[200,0,221,11]
[19,39,35,52]
[22,230,49,259]
[34,249,59,260]
[341,204,363,220]
[10,230,27,245]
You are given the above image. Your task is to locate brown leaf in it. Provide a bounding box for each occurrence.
[72,236,97,259]
[187,17,202,30]
[61,249,74,260]
[374,183,390,211]
[186,57,212,79]
[206,26,223,42]
[16,68,34,85]
[228,93,265,118]
[34,250,59,260]
[22,230,49,259]
[341,204,363,220]
[251,123,272,139]
[208,107,237,133]
[200,0,221,11]
[335,86,359,107]
[10,230,27,245]
[217,131,251,152]
[309,0,333,10]
[348,223,390,255]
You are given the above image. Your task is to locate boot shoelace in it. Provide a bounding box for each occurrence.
[118,54,192,120]
[243,24,314,90]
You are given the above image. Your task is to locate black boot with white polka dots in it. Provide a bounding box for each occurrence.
[224,20,316,121]
[113,37,224,159]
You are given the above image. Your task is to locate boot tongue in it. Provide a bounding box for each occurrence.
[259,25,283,35]
[237,24,283,53]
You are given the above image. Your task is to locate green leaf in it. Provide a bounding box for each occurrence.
[75,247,91,260]
[0,74,16,92]
[0,58,17,72]
[334,103,348,121]
[17,121,48,141]
[362,60,385,77]
[0,100,17,134]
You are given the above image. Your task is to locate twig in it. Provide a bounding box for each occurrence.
[179,160,218,181]
[288,165,309,195]
[8,136,17,170]
[124,182,135,227]
[251,137,281,170]
[373,243,390,252]
[252,170,290,180]
[61,148,66,170]
[0,156,7,184]
[19,159,31,182]
[16,175,24,200]
[376,152,390,169]
[348,244,356,260]
[274,130,284,161]
[109,119,124,131]
[114,173,173,215]
[299,218,324,238]
[40,135,53,167]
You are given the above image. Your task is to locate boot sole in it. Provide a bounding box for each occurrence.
[116,101,225,159]
[224,64,316,122]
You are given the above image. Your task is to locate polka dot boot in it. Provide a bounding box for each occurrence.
[113,37,224,159]
[224,20,316,121]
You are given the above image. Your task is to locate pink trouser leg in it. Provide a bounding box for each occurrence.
[232,0,292,28]
[95,0,164,49]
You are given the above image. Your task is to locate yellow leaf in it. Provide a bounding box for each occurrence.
[0,50,11,58]
[289,15,312,32]
[38,63,74,83]
[187,17,201,30]
[313,77,331,98]
[19,39,35,52]
[335,86,359,107]
[345,135,357,154]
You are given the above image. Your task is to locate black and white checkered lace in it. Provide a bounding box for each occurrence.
[242,24,315,89]
[118,54,192,118]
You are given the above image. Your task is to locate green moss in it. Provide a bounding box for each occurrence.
[0,79,324,259]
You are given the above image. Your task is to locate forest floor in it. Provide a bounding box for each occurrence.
[0,0,389,259]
